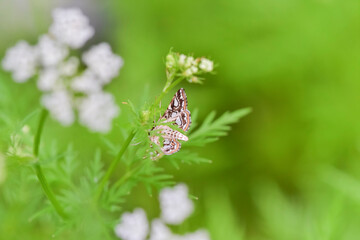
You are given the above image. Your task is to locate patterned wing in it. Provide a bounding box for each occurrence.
[149,125,187,157]
[162,138,181,155]
[162,88,191,131]
[149,89,191,158]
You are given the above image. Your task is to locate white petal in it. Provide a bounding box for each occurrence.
[114,208,149,240]
[160,184,194,225]
[82,42,124,83]
[149,219,173,240]
[71,70,102,93]
[41,90,75,126]
[50,8,94,48]
[199,58,213,72]
[2,40,38,82]
[178,54,186,66]
[37,68,59,91]
[58,56,79,76]
[184,56,195,68]
[37,34,68,66]
[77,92,119,133]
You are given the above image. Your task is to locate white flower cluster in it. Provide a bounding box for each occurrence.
[2,41,38,83]
[114,184,210,240]
[166,52,214,84]
[115,208,149,240]
[159,184,194,224]
[1,8,123,133]
[50,8,94,49]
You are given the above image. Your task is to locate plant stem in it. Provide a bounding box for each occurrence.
[33,109,68,219]
[167,76,185,93]
[33,109,47,157]
[155,76,185,107]
[94,130,137,202]
[34,164,68,219]
[112,162,143,189]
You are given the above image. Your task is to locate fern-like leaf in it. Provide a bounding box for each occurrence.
[188,108,251,147]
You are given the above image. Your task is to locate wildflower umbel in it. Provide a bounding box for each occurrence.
[114,183,211,240]
[165,51,214,84]
[1,8,123,133]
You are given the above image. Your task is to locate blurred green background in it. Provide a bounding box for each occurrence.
[1,0,360,239]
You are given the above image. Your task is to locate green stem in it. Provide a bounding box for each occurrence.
[34,164,68,219]
[155,76,185,107]
[33,109,68,219]
[33,109,47,156]
[112,161,144,189]
[94,130,137,202]
[166,76,185,93]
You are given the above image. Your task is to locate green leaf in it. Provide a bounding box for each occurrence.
[189,108,251,147]
[167,150,212,166]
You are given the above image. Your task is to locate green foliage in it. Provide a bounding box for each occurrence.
[1,0,359,239]
[189,108,252,147]
[0,46,249,238]
[252,176,360,240]
[167,150,212,169]
[205,187,245,240]
[320,166,360,203]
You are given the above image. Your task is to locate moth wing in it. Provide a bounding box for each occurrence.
[162,138,181,155]
[162,88,191,131]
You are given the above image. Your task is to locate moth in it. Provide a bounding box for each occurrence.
[150,88,191,158]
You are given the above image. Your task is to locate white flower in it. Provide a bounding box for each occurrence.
[184,56,195,68]
[58,56,79,76]
[166,54,176,69]
[82,42,124,83]
[159,184,194,225]
[199,58,213,72]
[37,35,68,66]
[178,54,199,77]
[178,54,186,66]
[37,68,60,91]
[149,219,173,240]
[41,90,75,126]
[78,92,119,133]
[183,66,198,77]
[50,8,94,48]
[114,208,149,240]
[191,66,198,74]
[2,40,38,83]
[71,70,102,93]
[183,68,193,77]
